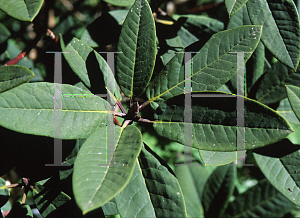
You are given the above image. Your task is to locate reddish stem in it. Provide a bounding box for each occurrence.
[46,29,59,43]
[3,32,43,66]
[3,28,59,67]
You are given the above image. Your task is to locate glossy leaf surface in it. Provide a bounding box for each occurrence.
[0,65,35,93]
[0,0,43,21]
[0,82,112,139]
[114,160,155,217]
[199,150,245,166]
[286,85,300,122]
[61,36,122,104]
[136,145,187,217]
[225,0,248,17]
[247,0,300,69]
[147,25,262,103]
[254,139,300,207]
[223,179,296,217]
[73,125,142,214]
[152,92,292,151]
[251,62,300,105]
[115,0,156,97]
[201,165,236,218]
[175,163,205,218]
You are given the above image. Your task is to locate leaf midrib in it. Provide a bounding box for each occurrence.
[88,127,124,205]
[148,27,260,103]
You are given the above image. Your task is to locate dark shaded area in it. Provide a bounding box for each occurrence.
[86,51,107,95]
[0,126,76,181]
[154,92,290,130]
[83,12,121,48]
[253,138,300,158]
[5,202,32,218]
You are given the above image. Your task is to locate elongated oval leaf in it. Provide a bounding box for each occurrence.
[223,179,295,217]
[147,25,262,104]
[0,0,43,21]
[253,139,300,208]
[0,66,35,93]
[114,160,155,217]
[73,125,142,214]
[251,61,300,105]
[61,36,122,104]
[0,82,112,139]
[152,92,292,151]
[201,165,236,218]
[115,0,156,98]
[118,144,186,217]
[225,0,248,17]
[286,85,300,122]
[175,163,206,218]
[247,0,300,69]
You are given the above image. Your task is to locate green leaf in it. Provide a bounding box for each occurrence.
[5,202,33,218]
[61,36,122,104]
[0,0,43,21]
[199,150,245,166]
[201,165,236,218]
[0,82,112,139]
[277,98,300,125]
[103,0,135,7]
[286,85,300,122]
[102,199,119,216]
[175,163,206,218]
[251,62,300,105]
[253,139,300,207]
[114,160,156,217]
[248,41,265,89]
[147,25,262,103]
[152,92,292,151]
[247,0,300,70]
[6,39,44,82]
[131,144,187,217]
[225,0,248,17]
[115,0,156,98]
[0,23,10,44]
[223,179,296,217]
[0,66,35,93]
[32,180,71,217]
[73,125,142,214]
[0,178,9,208]
[227,5,252,30]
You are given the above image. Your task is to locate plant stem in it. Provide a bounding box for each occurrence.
[2,27,59,67]
[2,32,43,66]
